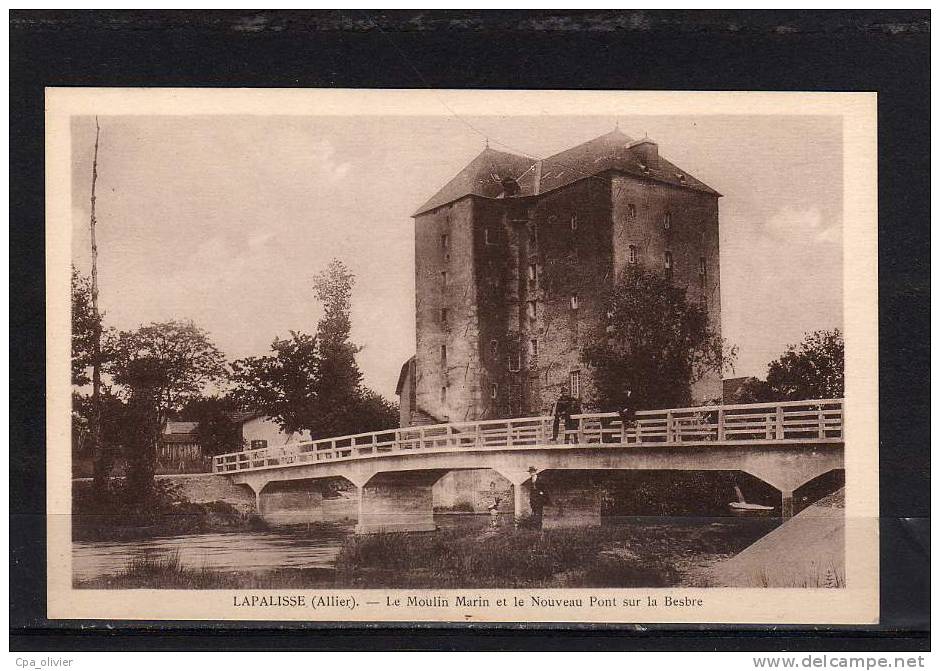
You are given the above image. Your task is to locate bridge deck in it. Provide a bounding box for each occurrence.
[214,399,843,475]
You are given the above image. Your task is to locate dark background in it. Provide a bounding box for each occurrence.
[10,10,929,651]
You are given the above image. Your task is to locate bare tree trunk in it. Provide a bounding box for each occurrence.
[88,117,109,493]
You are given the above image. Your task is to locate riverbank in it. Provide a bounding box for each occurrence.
[72,479,264,542]
[704,488,845,587]
[74,516,775,589]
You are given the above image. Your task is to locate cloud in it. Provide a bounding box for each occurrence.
[764,206,841,245]
[720,202,842,379]
[307,139,352,181]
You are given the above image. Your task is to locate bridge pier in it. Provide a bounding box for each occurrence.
[543,488,603,529]
[498,470,533,523]
[500,469,603,528]
[356,470,447,534]
[781,489,795,520]
[540,471,603,529]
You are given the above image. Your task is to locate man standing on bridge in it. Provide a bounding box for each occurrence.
[618,389,636,443]
[551,385,581,443]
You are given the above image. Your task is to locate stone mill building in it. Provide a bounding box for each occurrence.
[396,128,722,429]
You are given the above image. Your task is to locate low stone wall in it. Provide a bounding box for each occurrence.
[158,473,257,512]
[73,474,258,514]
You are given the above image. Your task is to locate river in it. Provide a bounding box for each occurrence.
[73,513,778,585]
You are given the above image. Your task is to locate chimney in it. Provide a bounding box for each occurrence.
[629,137,659,171]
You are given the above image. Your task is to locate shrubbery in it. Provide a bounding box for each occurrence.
[72,479,259,541]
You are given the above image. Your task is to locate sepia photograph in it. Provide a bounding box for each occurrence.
[45,89,878,624]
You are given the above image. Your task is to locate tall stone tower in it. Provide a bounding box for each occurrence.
[397,129,721,426]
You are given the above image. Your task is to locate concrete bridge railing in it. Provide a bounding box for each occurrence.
[214,399,844,475]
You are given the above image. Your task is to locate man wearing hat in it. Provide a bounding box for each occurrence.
[528,467,548,529]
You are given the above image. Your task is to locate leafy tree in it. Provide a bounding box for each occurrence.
[355,388,400,432]
[311,259,365,437]
[109,320,227,492]
[71,267,120,486]
[231,331,321,436]
[72,390,126,462]
[232,258,398,439]
[766,329,844,400]
[71,268,100,386]
[179,395,245,456]
[116,358,166,501]
[723,376,775,405]
[582,266,736,411]
[110,320,228,418]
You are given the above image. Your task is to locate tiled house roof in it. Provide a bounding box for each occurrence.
[161,421,199,445]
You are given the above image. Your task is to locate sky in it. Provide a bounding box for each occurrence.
[71,113,843,400]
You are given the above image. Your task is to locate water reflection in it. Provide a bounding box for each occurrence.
[73,513,778,583]
[72,527,352,582]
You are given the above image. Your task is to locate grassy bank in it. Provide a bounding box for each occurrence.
[75,518,771,589]
[76,550,336,589]
[705,488,846,588]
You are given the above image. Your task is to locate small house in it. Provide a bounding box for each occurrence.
[234,413,312,451]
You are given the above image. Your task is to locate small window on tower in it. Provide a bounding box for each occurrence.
[508,345,522,372]
[569,370,581,398]
[627,203,637,219]
[485,227,494,245]
[440,386,447,405]
[526,301,537,320]
[527,263,537,286]
[528,223,538,246]
[570,294,579,310]
[528,338,538,358]
[491,383,498,399]
[440,344,447,366]
[663,212,672,230]
[441,271,447,288]
[664,251,674,280]
[570,214,579,231]
[629,245,638,264]
[699,256,706,275]
[441,233,449,250]
[490,339,499,358]
[441,308,448,325]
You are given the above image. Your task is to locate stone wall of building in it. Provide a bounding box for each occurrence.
[528,177,614,413]
[414,197,483,423]
[473,197,526,418]
[610,173,722,402]
[413,158,723,421]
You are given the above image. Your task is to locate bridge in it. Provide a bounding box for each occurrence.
[213,399,844,533]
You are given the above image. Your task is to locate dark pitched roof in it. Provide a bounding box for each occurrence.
[413,129,720,216]
[164,421,198,435]
[395,355,416,396]
[413,147,537,216]
[229,411,261,424]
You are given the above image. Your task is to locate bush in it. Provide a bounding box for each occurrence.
[335,526,679,588]
[72,478,254,541]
